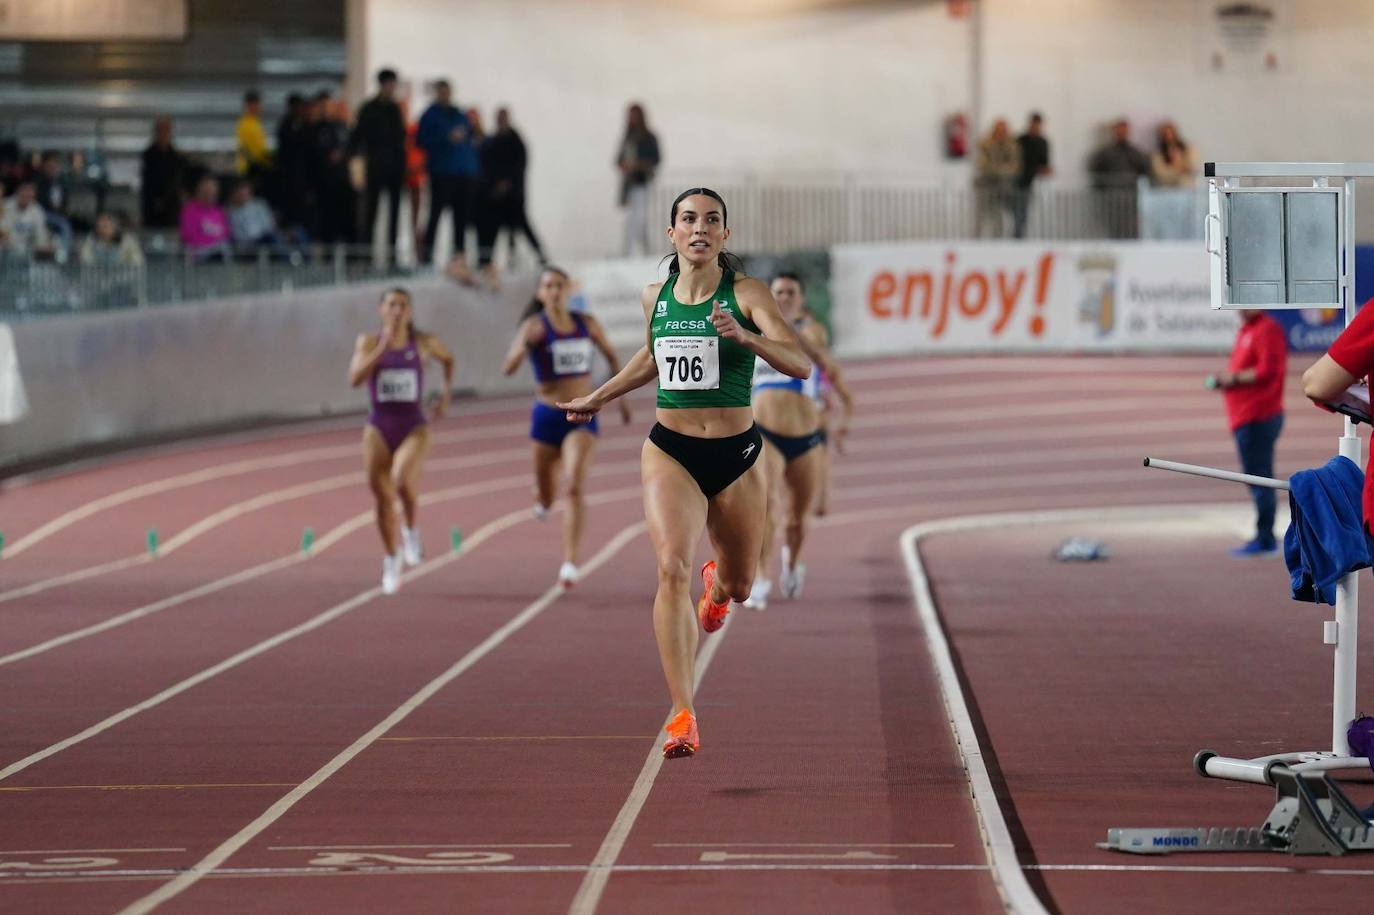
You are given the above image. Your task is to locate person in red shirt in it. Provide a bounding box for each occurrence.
[1303,298,1374,532]
[1211,309,1288,556]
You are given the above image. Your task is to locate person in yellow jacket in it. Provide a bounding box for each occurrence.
[236,90,272,179]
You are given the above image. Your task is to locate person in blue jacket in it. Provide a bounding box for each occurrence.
[416,79,480,267]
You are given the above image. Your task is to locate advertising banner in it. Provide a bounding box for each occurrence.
[830,241,1238,356]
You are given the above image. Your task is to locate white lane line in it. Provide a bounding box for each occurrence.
[116,521,647,915]
[0,848,185,855]
[0,392,540,493]
[651,843,953,848]
[566,495,1258,915]
[566,615,736,915]
[0,488,638,783]
[2,864,999,887]
[0,411,535,559]
[902,521,1050,915]
[40,859,1374,886]
[1027,863,1303,873]
[0,554,153,604]
[0,441,635,603]
[898,502,1262,915]
[0,460,648,668]
[267,844,573,850]
[26,859,1374,884]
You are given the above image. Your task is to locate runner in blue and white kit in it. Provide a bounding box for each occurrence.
[744,272,853,608]
[503,266,631,586]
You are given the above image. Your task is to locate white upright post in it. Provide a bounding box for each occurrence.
[1333,176,1363,756]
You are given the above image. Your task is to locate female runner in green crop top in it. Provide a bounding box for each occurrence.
[559,188,809,759]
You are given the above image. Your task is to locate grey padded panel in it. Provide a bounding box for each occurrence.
[1227,193,1285,305]
[1286,192,1339,305]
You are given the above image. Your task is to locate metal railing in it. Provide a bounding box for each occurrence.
[0,244,413,318]
[650,176,1205,252]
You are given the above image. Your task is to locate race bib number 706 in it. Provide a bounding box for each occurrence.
[654,336,720,391]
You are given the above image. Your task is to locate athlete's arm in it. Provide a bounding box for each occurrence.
[1303,356,1357,401]
[557,285,661,421]
[585,314,634,423]
[348,332,389,387]
[803,321,854,430]
[422,333,456,419]
[726,277,810,379]
[501,318,538,376]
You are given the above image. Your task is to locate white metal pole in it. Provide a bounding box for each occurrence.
[1332,177,1362,756]
[1142,457,1288,490]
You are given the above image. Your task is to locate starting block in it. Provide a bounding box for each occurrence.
[1102,765,1374,856]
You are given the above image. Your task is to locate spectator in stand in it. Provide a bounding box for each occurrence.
[311,89,357,246]
[80,211,144,267]
[1209,309,1287,557]
[1013,112,1051,239]
[1150,121,1196,188]
[227,180,296,255]
[467,107,486,143]
[416,80,479,270]
[179,174,231,260]
[0,139,22,195]
[0,181,53,255]
[404,107,426,253]
[350,68,407,259]
[482,106,546,267]
[615,103,660,256]
[974,118,1020,238]
[1088,118,1150,238]
[141,117,189,230]
[276,92,315,240]
[236,90,272,181]
[35,151,75,252]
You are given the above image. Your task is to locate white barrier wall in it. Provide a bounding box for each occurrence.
[0,276,541,470]
[831,240,1239,356]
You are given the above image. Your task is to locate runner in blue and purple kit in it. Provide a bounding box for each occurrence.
[503,266,631,587]
[349,287,455,595]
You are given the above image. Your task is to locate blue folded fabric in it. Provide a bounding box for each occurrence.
[1284,455,1374,605]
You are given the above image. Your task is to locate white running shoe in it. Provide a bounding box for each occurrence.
[741,578,771,611]
[401,526,423,567]
[778,547,806,599]
[382,551,403,595]
[558,561,579,588]
[533,502,550,521]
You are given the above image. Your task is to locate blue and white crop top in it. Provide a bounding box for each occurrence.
[752,319,819,400]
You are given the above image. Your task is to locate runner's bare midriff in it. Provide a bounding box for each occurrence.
[753,387,821,437]
[536,375,595,409]
[656,405,754,438]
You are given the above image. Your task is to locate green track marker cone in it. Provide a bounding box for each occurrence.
[301,526,315,554]
[146,528,159,555]
[0,532,5,559]
[450,526,463,552]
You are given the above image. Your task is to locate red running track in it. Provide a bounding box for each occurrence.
[0,354,1363,913]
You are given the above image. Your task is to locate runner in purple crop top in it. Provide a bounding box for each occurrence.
[349,287,456,595]
[501,266,631,587]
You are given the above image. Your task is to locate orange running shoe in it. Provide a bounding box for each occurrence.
[696,560,729,633]
[662,708,700,759]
